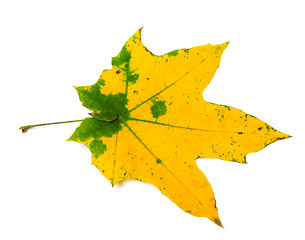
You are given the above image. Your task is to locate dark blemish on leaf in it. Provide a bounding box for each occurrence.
[248,113,258,119]
[238,132,243,134]
[225,106,231,111]
[116,70,121,74]
[266,125,271,132]
[213,197,218,209]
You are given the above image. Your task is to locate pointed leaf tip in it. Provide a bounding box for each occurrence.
[213,217,224,228]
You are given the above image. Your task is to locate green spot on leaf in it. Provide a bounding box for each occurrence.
[150,100,167,119]
[167,50,179,57]
[89,139,107,158]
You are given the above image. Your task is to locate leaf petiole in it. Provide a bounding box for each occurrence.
[19,119,84,133]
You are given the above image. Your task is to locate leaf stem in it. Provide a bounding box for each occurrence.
[19,119,84,133]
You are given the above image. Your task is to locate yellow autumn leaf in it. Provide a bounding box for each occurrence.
[67,28,290,227]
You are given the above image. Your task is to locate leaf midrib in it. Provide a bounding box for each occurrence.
[127,117,264,135]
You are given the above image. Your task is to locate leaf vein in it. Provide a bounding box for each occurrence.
[121,120,204,207]
[127,118,259,135]
[125,58,206,114]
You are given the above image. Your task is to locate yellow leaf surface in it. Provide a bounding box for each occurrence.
[68,28,290,227]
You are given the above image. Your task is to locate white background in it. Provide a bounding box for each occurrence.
[1,0,304,239]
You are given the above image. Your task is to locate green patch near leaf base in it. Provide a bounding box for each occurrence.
[90,93,129,122]
[68,118,121,158]
[150,100,167,119]
[75,79,130,122]
[72,78,133,157]
[70,42,145,159]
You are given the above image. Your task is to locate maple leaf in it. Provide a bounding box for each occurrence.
[23,28,290,227]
